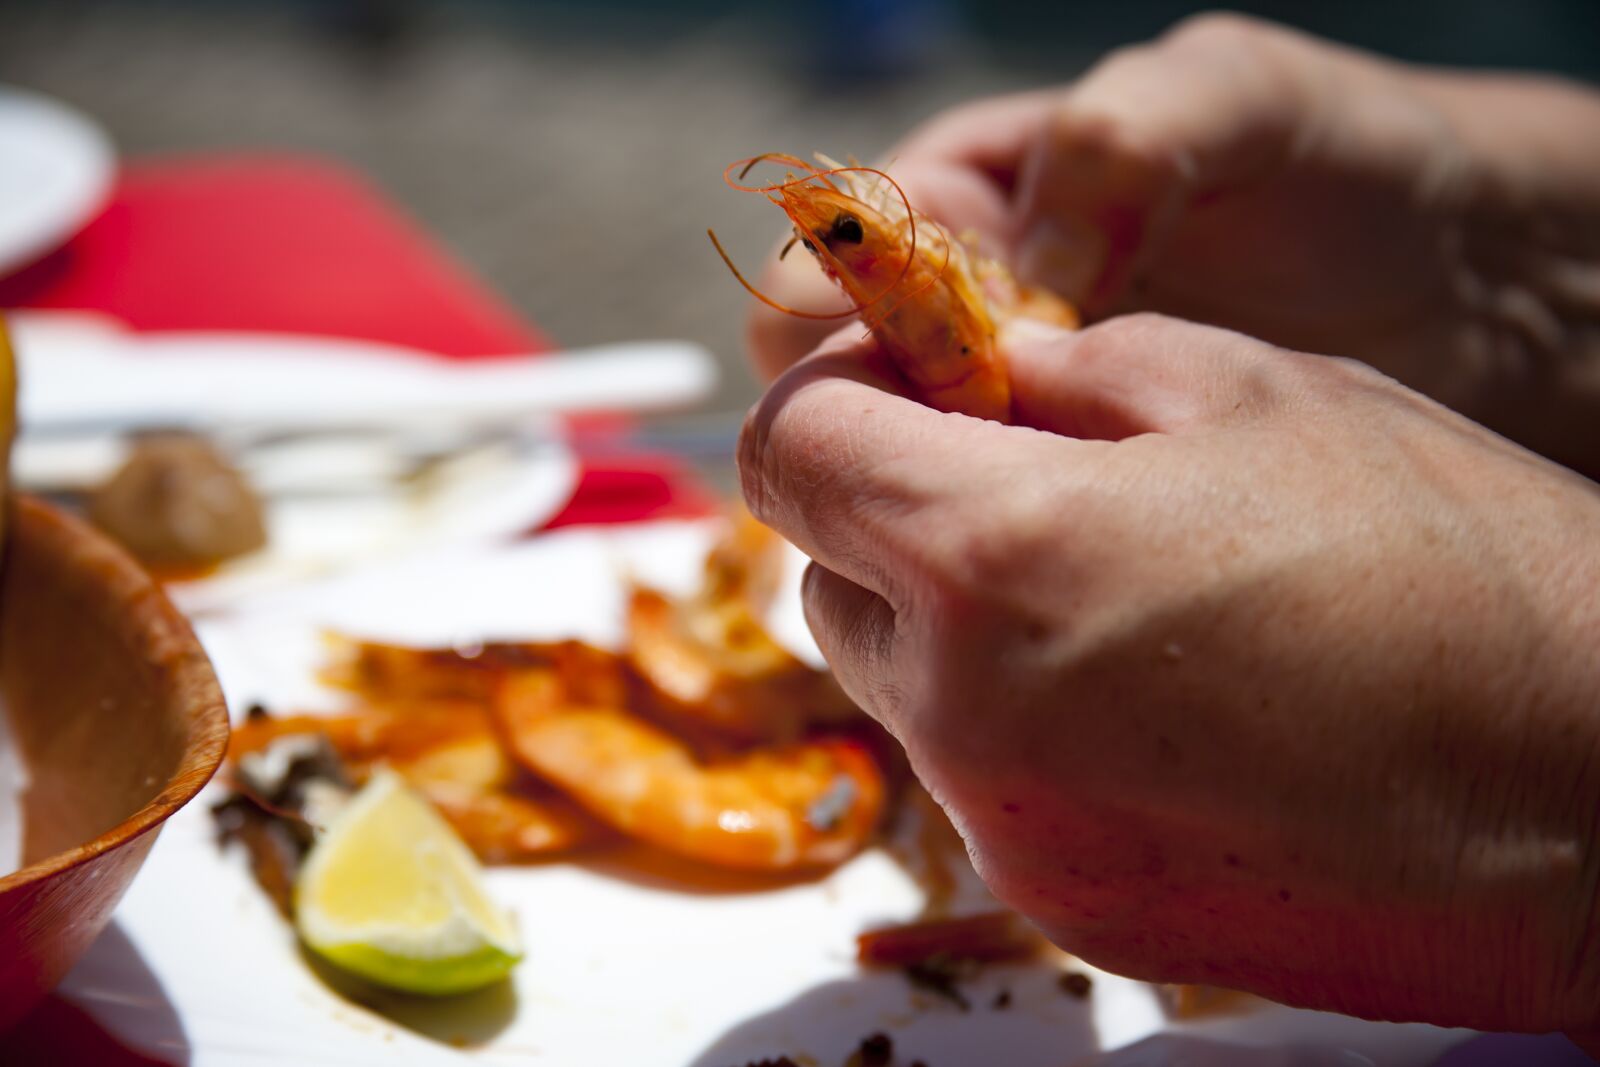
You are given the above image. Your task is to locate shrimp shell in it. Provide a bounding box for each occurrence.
[230,702,599,862]
[719,154,1077,422]
[495,660,885,871]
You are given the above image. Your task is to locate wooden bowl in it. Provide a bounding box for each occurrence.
[0,495,229,1031]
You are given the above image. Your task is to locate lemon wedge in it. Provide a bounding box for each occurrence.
[295,769,522,995]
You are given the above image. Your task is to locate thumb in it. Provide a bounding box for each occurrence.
[1002,313,1296,439]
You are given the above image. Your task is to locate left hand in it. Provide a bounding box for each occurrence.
[745,16,1600,475]
[739,312,1600,1033]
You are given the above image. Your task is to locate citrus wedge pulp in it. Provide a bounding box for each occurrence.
[295,769,522,995]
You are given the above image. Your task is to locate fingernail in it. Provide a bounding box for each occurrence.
[1015,217,1107,306]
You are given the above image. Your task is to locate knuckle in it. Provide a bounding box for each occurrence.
[1071,311,1174,373]
[737,369,853,523]
[923,476,1081,620]
[735,401,780,522]
[1162,11,1274,54]
[1270,351,1396,417]
[1089,40,1161,83]
[1200,341,1292,424]
[860,674,911,726]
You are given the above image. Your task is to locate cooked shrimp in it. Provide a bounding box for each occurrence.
[319,635,568,704]
[702,503,786,614]
[627,582,857,744]
[495,662,885,871]
[229,701,597,861]
[419,781,603,864]
[230,701,503,784]
[628,507,857,743]
[856,911,1047,967]
[711,154,1077,422]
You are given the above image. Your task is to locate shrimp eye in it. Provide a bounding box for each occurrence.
[831,214,864,244]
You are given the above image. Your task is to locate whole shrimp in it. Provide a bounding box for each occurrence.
[494,643,885,871]
[230,697,599,862]
[626,508,858,744]
[711,154,1077,422]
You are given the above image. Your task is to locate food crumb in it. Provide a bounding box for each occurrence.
[1056,972,1094,998]
[991,988,1012,1009]
[858,1032,892,1066]
[905,957,972,1010]
[1058,971,1093,999]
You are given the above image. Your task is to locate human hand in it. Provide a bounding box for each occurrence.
[739,312,1600,1034]
[746,14,1600,473]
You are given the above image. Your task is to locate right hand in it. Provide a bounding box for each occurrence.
[741,312,1600,1037]
[746,14,1600,473]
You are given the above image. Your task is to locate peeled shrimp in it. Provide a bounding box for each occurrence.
[495,660,885,871]
[712,154,1077,422]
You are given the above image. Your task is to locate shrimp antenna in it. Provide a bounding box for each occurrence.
[726,155,842,194]
[711,160,923,323]
[737,153,818,181]
[707,229,863,320]
[224,773,316,829]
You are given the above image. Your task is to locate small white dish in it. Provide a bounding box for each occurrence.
[0,87,114,277]
[6,312,723,612]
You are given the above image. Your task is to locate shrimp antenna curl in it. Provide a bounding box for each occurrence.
[730,154,840,193]
[710,161,921,323]
[707,228,862,320]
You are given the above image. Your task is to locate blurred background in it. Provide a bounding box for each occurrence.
[3,0,1597,417]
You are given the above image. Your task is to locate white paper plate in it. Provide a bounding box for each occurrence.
[49,521,1473,1066]
[0,87,114,277]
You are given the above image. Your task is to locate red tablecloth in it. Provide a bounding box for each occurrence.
[0,153,716,528]
[0,154,544,356]
[0,152,714,1065]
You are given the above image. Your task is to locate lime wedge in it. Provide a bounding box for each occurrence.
[295,769,521,995]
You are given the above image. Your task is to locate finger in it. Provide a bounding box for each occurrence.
[891,90,1060,188]
[800,561,902,727]
[1002,313,1297,438]
[1012,16,1312,314]
[738,326,1012,602]
[745,159,1015,381]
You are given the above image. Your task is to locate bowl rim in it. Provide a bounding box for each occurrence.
[0,494,230,893]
